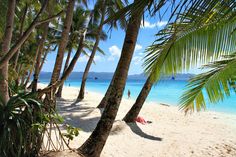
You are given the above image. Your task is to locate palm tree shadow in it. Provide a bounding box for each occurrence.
[127,123,162,141]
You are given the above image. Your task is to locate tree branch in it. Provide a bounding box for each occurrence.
[36,10,64,26]
[0,2,63,68]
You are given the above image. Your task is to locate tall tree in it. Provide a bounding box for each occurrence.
[49,0,75,85]
[43,0,75,106]
[77,0,126,101]
[13,3,28,70]
[78,2,144,156]
[55,6,96,98]
[32,1,52,92]
[77,1,106,101]
[0,0,16,104]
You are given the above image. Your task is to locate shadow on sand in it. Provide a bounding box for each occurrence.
[56,98,162,141]
[127,123,162,141]
[57,99,100,132]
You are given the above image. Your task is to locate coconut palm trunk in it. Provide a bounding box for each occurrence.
[38,35,85,98]
[123,76,153,122]
[49,0,75,85]
[0,0,16,104]
[77,6,106,101]
[78,7,143,157]
[13,4,28,70]
[43,0,75,107]
[0,1,50,69]
[56,47,73,97]
[39,50,49,73]
[32,22,50,92]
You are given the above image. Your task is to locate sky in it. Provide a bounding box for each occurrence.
[42,1,204,75]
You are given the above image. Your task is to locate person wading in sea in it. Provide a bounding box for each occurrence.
[128,89,131,99]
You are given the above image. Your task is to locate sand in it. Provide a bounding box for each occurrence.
[39,84,236,157]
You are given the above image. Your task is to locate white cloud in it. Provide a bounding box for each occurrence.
[94,55,102,62]
[141,20,167,29]
[138,52,145,56]
[156,21,168,27]
[108,56,115,61]
[78,55,103,63]
[78,55,89,62]
[107,45,121,61]
[107,44,142,61]
[132,56,143,65]
[109,45,121,57]
[135,44,142,51]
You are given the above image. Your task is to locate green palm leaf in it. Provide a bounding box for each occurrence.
[180,52,236,113]
[144,0,236,81]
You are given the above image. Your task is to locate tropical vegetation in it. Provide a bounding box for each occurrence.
[0,0,235,157]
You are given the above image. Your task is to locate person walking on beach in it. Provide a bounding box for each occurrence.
[128,89,131,99]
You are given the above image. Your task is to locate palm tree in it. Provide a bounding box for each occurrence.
[77,0,126,101]
[55,5,107,98]
[31,23,50,92]
[43,0,76,107]
[43,6,92,103]
[144,0,236,113]
[0,0,62,68]
[12,2,28,70]
[77,0,186,155]
[0,0,16,104]
[77,1,147,156]
[49,0,75,86]
[0,0,62,104]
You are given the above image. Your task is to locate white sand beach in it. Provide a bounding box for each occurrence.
[39,84,236,157]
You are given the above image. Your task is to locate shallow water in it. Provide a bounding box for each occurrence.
[40,78,236,114]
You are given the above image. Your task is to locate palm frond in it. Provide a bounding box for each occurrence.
[144,0,236,81]
[179,52,236,113]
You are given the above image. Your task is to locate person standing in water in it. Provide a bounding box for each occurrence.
[128,89,131,99]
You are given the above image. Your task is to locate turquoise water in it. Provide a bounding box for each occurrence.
[40,79,236,114]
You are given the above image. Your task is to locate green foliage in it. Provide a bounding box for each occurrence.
[0,0,7,42]
[62,124,80,145]
[143,0,236,112]
[180,52,236,113]
[0,93,45,157]
[144,0,236,82]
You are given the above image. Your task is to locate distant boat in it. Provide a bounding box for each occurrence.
[94,77,98,80]
[171,76,175,80]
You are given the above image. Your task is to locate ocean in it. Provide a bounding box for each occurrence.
[40,78,236,114]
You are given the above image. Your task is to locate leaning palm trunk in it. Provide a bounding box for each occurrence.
[56,47,73,97]
[13,4,28,70]
[44,0,75,107]
[39,51,49,73]
[123,76,153,123]
[32,22,50,92]
[49,0,75,85]
[77,6,106,101]
[39,35,85,98]
[78,7,143,157]
[0,0,16,104]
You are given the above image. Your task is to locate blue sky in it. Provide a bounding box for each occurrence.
[42,2,203,75]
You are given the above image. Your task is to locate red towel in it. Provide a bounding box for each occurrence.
[135,116,147,125]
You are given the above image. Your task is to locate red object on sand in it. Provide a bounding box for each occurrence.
[135,116,147,125]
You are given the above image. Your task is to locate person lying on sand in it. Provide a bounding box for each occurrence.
[135,116,152,125]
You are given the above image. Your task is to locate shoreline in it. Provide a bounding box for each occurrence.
[38,83,236,157]
[39,82,236,117]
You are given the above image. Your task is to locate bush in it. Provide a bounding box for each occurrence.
[0,93,45,157]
